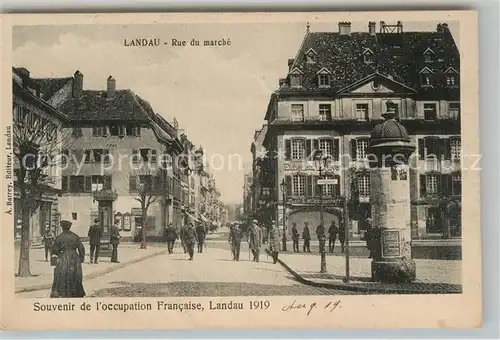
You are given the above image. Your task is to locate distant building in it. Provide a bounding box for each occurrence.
[258,21,461,240]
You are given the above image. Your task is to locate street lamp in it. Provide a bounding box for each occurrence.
[314,149,330,273]
[280,178,287,251]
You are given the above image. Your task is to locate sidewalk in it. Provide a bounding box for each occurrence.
[271,250,462,294]
[14,243,168,293]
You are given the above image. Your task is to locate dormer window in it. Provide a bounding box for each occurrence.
[423,48,435,63]
[444,66,459,87]
[289,68,304,88]
[363,48,374,64]
[419,67,435,87]
[316,68,331,87]
[305,48,318,63]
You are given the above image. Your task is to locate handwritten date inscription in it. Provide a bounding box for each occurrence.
[282,300,341,316]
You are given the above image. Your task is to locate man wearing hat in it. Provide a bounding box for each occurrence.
[184,223,198,260]
[248,220,263,262]
[43,224,55,262]
[268,220,280,264]
[110,219,121,263]
[87,218,102,264]
[228,223,243,261]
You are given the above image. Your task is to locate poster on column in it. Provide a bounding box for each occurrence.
[0,10,481,330]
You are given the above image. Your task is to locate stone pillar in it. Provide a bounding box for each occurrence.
[370,165,416,282]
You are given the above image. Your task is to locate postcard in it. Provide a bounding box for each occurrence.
[0,10,481,330]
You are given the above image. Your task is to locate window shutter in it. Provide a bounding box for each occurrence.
[441,174,452,196]
[350,139,357,161]
[333,138,340,161]
[443,138,451,160]
[306,176,313,197]
[285,139,291,160]
[334,175,341,196]
[285,175,292,196]
[312,139,319,153]
[84,176,92,193]
[132,149,139,163]
[313,175,321,196]
[419,174,427,197]
[61,176,68,192]
[104,175,112,190]
[305,139,312,159]
[418,138,425,160]
[129,176,137,192]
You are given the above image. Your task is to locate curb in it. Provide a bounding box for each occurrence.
[266,249,462,295]
[15,249,168,294]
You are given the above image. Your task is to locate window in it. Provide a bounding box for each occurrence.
[450,138,461,161]
[290,75,302,87]
[449,102,460,119]
[91,175,104,191]
[140,149,150,162]
[321,176,336,196]
[61,149,69,166]
[103,149,110,163]
[13,105,25,125]
[291,104,304,121]
[446,75,456,86]
[306,53,316,63]
[452,173,461,196]
[356,103,369,120]
[292,175,306,196]
[356,138,369,160]
[92,126,108,137]
[386,102,399,116]
[425,173,440,195]
[151,149,157,163]
[318,74,330,87]
[69,176,85,193]
[291,139,306,160]
[423,48,434,63]
[423,103,437,120]
[421,74,432,86]
[72,213,78,221]
[426,207,442,234]
[84,150,92,163]
[319,139,333,157]
[318,104,331,120]
[132,149,140,163]
[358,173,370,196]
[364,53,373,63]
[92,149,104,163]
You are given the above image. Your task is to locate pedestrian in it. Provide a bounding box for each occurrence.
[196,222,206,253]
[316,221,326,254]
[302,222,311,253]
[338,223,346,253]
[328,220,339,253]
[184,223,197,260]
[229,224,243,261]
[43,226,55,262]
[364,218,374,258]
[50,220,86,298]
[248,220,263,262]
[110,219,121,263]
[179,224,187,254]
[165,223,177,254]
[268,221,280,264]
[291,222,300,252]
[87,218,102,264]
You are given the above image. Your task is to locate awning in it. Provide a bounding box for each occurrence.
[199,214,209,222]
[184,211,199,222]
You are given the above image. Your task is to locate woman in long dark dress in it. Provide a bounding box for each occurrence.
[50,220,86,298]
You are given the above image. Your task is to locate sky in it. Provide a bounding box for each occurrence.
[12,21,458,204]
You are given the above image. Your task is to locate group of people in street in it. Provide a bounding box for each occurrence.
[164,222,207,260]
[290,220,346,254]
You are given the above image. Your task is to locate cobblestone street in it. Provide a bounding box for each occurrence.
[16,242,356,298]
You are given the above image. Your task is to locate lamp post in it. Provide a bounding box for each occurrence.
[314,150,329,274]
[280,178,287,251]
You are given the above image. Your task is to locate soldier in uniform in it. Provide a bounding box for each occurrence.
[291,222,300,253]
[268,221,280,264]
[328,220,339,253]
[338,222,346,253]
[195,222,206,253]
[87,218,102,264]
[110,219,121,263]
[248,220,263,262]
[302,222,311,253]
[316,221,326,254]
[43,226,55,262]
[184,223,197,260]
[165,223,178,254]
[228,223,243,261]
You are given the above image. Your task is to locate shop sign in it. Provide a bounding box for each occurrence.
[286,196,344,206]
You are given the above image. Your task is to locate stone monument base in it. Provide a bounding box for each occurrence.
[371,258,416,283]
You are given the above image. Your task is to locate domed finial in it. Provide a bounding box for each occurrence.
[381,111,397,120]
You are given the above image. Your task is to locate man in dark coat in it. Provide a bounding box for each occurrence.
[291,222,300,253]
[165,223,177,254]
[87,218,102,264]
[328,221,339,253]
[316,221,326,254]
[228,224,243,261]
[179,225,187,254]
[110,219,121,263]
[338,223,346,253]
[268,222,280,264]
[184,223,197,260]
[43,226,55,262]
[195,223,206,253]
[248,220,263,262]
[302,222,311,253]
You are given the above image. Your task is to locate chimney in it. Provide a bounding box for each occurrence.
[368,21,376,35]
[338,22,351,35]
[287,59,294,70]
[107,75,116,99]
[73,70,83,98]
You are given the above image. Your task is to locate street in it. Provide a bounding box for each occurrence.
[17,241,356,298]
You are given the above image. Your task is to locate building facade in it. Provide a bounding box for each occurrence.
[258,21,461,240]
